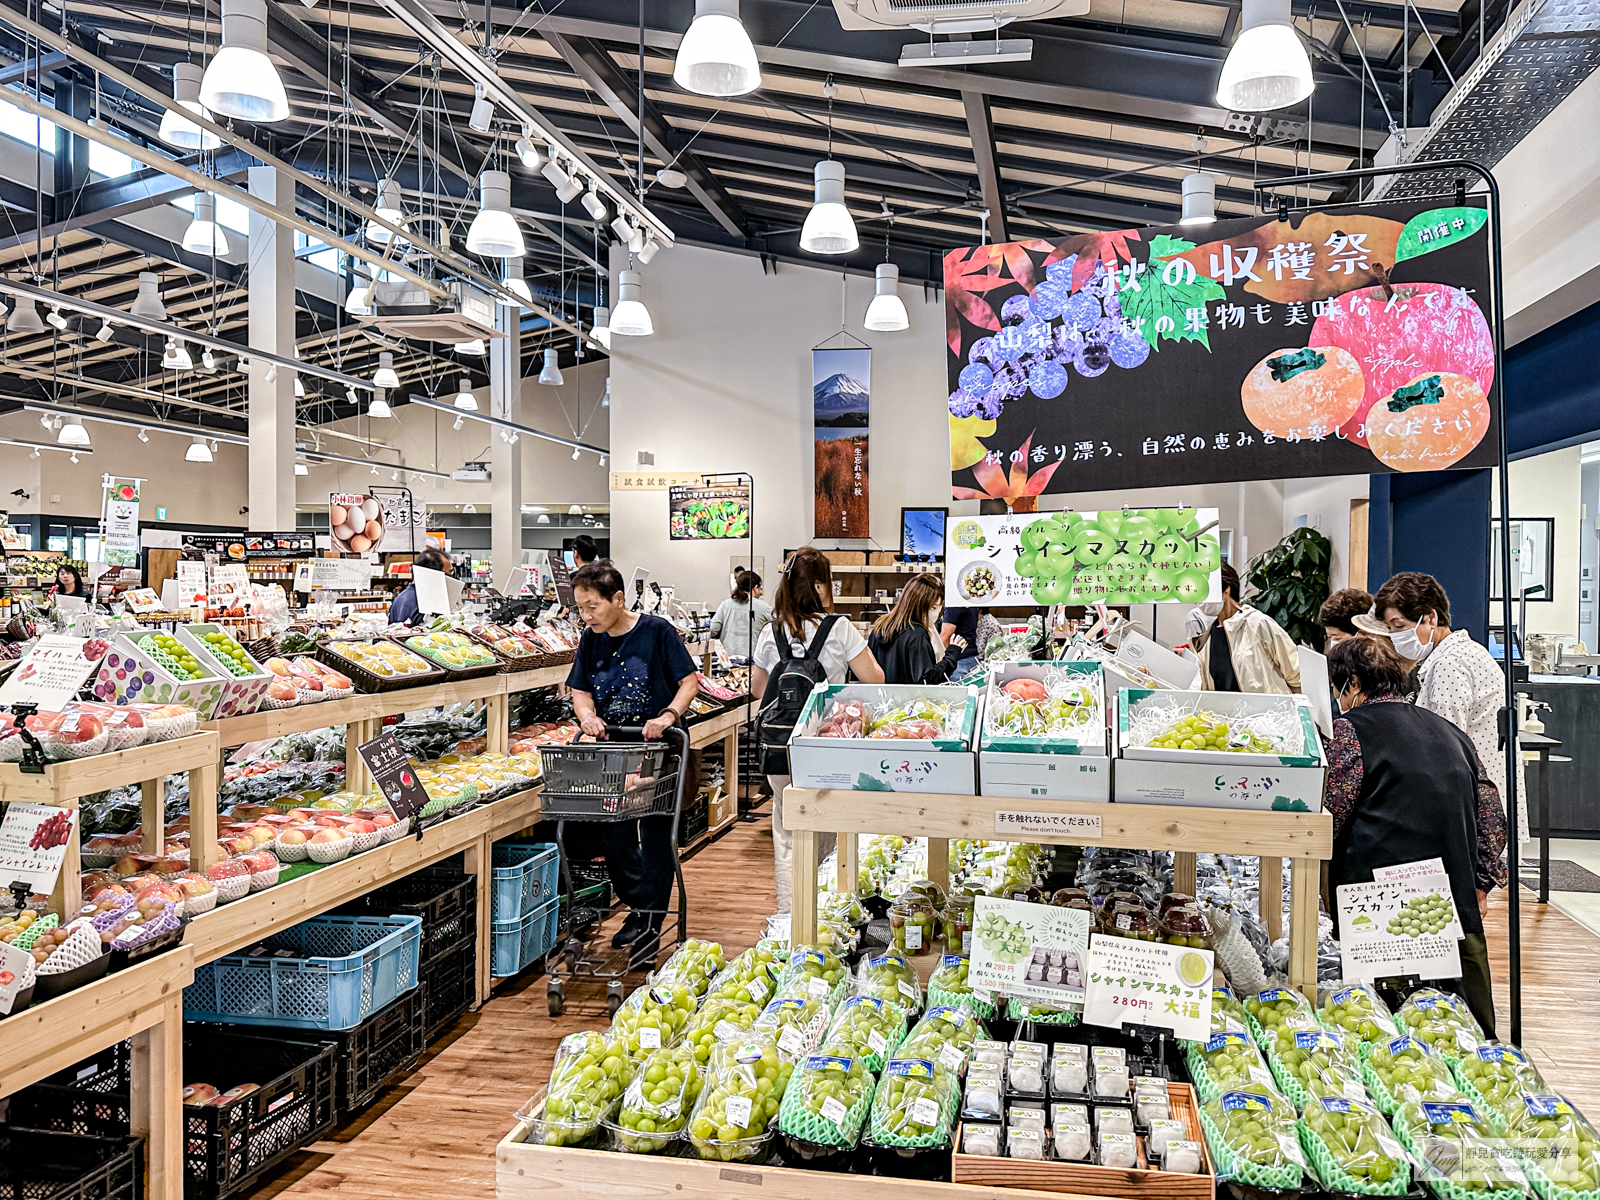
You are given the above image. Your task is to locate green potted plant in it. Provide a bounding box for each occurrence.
[1245,527,1332,647]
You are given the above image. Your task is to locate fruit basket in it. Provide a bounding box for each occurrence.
[91,632,230,718]
[399,630,503,680]
[316,640,445,694]
[467,623,547,672]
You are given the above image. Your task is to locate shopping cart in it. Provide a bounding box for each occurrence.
[538,723,690,1016]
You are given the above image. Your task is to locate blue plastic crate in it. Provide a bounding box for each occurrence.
[491,842,558,922]
[184,915,422,1032]
[491,896,559,978]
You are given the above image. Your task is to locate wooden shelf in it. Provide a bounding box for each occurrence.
[0,732,219,806]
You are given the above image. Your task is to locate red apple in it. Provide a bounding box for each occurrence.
[347,820,378,835]
[242,852,278,874]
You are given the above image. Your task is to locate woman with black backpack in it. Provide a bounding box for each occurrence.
[751,547,883,912]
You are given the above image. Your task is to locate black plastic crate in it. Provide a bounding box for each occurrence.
[681,793,709,845]
[419,934,475,1043]
[337,871,476,964]
[9,1029,337,1200]
[330,989,425,1115]
[0,1129,143,1200]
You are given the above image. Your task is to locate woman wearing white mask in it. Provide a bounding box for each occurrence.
[1374,571,1521,839]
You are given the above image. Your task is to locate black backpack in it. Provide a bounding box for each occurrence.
[755,615,842,775]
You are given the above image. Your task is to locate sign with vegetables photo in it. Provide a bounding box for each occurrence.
[944,507,1220,607]
[946,200,1496,496]
[668,482,751,540]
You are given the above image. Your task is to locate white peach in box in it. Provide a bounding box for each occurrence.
[308,829,345,844]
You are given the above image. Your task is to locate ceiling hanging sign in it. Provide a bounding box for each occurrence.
[945,199,1496,497]
[813,347,870,538]
[100,480,140,567]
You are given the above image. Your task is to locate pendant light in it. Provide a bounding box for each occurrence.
[468,83,494,133]
[6,300,44,334]
[372,352,400,390]
[673,0,761,97]
[369,392,393,418]
[466,170,525,257]
[609,270,653,336]
[159,63,221,150]
[294,461,309,475]
[592,305,612,350]
[1179,172,1217,225]
[500,257,532,306]
[200,0,290,123]
[368,177,403,243]
[1216,0,1315,112]
[800,160,857,255]
[454,339,487,356]
[454,376,479,410]
[182,193,230,255]
[345,267,373,315]
[129,271,167,320]
[515,128,542,171]
[863,262,909,331]
[57,417,91,447]
[581,181,608,222]
[294,374,305,397]
[185,436,213,463]
[538,348,564,386]
[162,338,193,370]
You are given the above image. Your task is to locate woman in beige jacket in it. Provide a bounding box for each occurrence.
[1196,563,1302,694]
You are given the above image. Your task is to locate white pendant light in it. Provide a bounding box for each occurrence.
[369,392,393,418]
[637,237,662,265]
[372,351,400,389]
[515,128,542,171]
[468,83,494,133]
[1217,0,1315,112]
[592,305,612,350]
[581,181,608,222]
[294,461,309,475]
[162,338,193,370]
[454,376,479,410]
[609,270,653,336]
[200,0,290,123]
[500,257,532,306]
[345,268,373,315]
[1179,171,1217,225]
[673,0,761,98]
[368,177,403,243]
[182,193,230,255]
[800,160,858,255]
[158,63,221,150]
[538,348,564,386]
[129,271,166,320]
[6,300,44,334]
[466,170,525,257]
[293,374,305,397]
[185,436,213,463]
[863,262,909,331]
[57,417,91,447]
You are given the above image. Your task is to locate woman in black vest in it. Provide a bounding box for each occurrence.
[1326,636,1508,1035]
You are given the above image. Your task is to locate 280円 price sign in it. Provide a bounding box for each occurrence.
[1082,932,1214,1040]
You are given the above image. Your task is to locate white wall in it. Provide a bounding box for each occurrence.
[1493,445,1584,637]
[1282,475,1370,594]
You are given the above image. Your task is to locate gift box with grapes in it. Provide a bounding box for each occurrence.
[174,623,274,718]
[978,661,1110,801]
[92,632,229,719]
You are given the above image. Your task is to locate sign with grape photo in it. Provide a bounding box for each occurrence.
[947,199,1496,496]
[944,507,1220,607]
[1335,868,1464,982]
[968,894,1091,1006]
[0,801,80,895]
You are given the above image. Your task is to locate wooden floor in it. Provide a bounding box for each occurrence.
[246,816,1600,1200]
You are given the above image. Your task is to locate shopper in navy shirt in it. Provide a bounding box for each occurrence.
[566,563,699,963]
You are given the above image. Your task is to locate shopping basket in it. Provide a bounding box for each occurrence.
[537,738,680,820]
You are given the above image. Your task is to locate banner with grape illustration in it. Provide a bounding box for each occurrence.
[944,508,1221,608]
[947,200,1496,497]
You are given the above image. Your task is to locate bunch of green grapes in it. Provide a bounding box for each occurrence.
[900,1005,978,1068]
[1388,893,1453,938]
[822,996,904,1069]
[1368,1037,1461,1107]
[818,891,866,926]
[613,1043,703,1152]
[1270,1028,1363,1099]
[1204,1090,1300,1169]
[610,981,697,1058]
[752,995,829,1060]
[1212,986,1249,1032]
[201,630,259,677]
[1393,1097,1516,1191]
[785,1053,873,1142]
[1320,984,1398,1045]
[1458,1044,1545,1113]
[681,997,761,1067]
[870,1058,955,1144]
[1201,1032,1273,1092]
[539,1031,633,1144]
[1248,987,1320,1036]
[1395,989,1483,1058]
[688,1038,793,1161]
[856,952,921,1013]
[782,945,846,996]
[653,938,727,999]
[928,955,970,996]
[1147,713,1272,754]
[1303,1096,1406,1186]
[706,943,784,1009]
[1506,1096,1600,1193]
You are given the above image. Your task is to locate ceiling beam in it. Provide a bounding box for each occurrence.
[541,29,747,240]
[961,91,1007,242]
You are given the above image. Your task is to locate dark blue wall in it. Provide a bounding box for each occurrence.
[1368,469,1492,644]
[1506,299,1600,460]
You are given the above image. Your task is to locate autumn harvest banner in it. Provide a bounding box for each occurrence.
[814,347,870,537]
[945,200,1497,501]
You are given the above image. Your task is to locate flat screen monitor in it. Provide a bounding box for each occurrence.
[901,507,947,559]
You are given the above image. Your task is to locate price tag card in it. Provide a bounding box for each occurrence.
[357,731,432,821]
[0,802,79,895]
[0,634,104,711]
[176,561,208,606]
[968,895,1091,1006]
[122,587,163,613]
[1336,870,1463,982]
[0,941,32,1016]
[1081,933,1213,1041]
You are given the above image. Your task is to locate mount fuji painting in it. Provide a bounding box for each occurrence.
[813,347,869,537]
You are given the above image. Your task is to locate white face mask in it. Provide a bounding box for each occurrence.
[1391,623,1433,662]
[1198,600,1224,618]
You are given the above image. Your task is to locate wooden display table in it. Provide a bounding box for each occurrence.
[783,787,1332,999]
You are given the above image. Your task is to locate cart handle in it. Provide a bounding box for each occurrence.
[602,724,690,753]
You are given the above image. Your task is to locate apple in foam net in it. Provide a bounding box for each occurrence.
[242,852,278,874]
[275,829,309,846]
[308,828,347,845]
[370,813,397,828]
[348,820,377,835]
